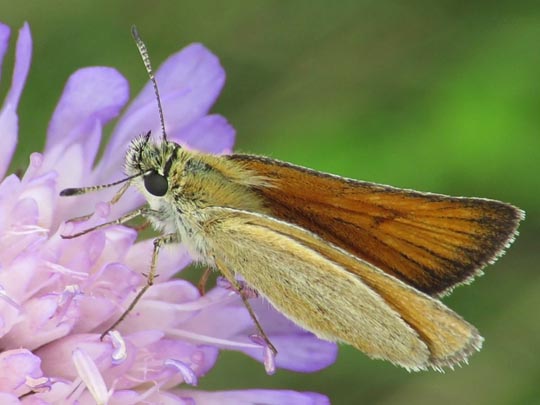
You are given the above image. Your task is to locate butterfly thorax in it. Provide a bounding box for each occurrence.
[124,133,271,259]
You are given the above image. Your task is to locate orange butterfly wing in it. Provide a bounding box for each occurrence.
[229,154,524,296]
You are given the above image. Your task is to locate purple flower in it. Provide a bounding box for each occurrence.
[0,22,337,404]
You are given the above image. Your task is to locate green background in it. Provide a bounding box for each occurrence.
[2,2,539,404]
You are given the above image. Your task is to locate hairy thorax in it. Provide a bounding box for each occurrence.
[124,135,271,262]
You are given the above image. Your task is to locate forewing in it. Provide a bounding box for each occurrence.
[201,206,482,370]
[229,154,524,296]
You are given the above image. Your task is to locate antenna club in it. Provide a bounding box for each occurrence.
[60,188,83,197]
[131,25,140,40]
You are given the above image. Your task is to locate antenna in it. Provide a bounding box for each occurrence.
[59,172,144,196]
[131,25,168,142]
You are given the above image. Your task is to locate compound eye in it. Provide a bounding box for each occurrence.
[144,171,168,196]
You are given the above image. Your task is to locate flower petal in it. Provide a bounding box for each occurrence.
[172,114,235,154]
[0,103,17,179]
[43,118,102,187]
[177,288,255,349]
[119,280,201,335]
[5,23,32,112]
[111,388,192,404]
[125,238,191,281]
[28,380,74,404]
[145,339,218,388]
[19,168,57,230]
[0,23,11,79]
[180,288,337,373]
[245,299,338,372]
[37,334,112,379]
[0,349,42,392]
[0,393,18,405]
[100,43,225,176]
[80,263,142,333]
[45,67,129,163]
[180,389,330,405]
[0,23,33,179]
[0,23,32,178]
[3,295,72,350]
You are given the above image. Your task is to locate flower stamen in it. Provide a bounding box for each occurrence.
[165,359,198,386]
[108,330,128,364]
[72,348,110,405]
[46,262,88,279]
[250,334,276,375]
[168,328,262,350]
[25,376,53,393]
[7,224,49,236]
[54,284,81,320]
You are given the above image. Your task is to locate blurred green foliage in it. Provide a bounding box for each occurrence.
[2,2,539,404]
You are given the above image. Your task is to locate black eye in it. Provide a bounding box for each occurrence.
[144,171,168,196]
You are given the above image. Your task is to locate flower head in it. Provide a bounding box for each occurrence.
[0,22,337,403]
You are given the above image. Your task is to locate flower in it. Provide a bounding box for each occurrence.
[0,22,337,404]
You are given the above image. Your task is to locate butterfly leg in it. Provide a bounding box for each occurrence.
[61,207,149,239]
[63,181,133,223]
[100,232,178,340]
[197,267,212,296]
[214,258,277,357]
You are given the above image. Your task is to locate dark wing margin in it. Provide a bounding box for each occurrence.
[229,154,524,296]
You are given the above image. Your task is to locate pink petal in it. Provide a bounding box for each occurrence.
[3,296,72,350]
[118,280,201,334]
[37,334,111,379]
[0,393,19,405]
[0,104,17,179]
[79,263,142,333]
[19,170,57,229]
[144,339,218,388]
[23,380,74,404]
[44,118,102,185]
[125,238,191,281]
[0,198,41,262]
[178,288,255,347]
[0,256,42,303]
[0,349,42,392]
